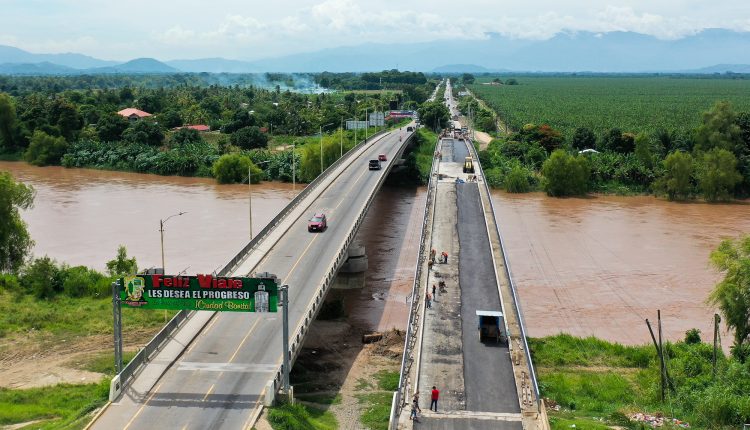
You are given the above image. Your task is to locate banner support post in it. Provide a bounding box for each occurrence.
[281,285,291,396]
[112,281,123,374]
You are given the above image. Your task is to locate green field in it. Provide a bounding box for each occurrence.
[469,76,750,138]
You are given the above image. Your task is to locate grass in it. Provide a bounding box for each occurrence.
[374,370,399,391]
[295,393,342,406]
[355,378,373,391]
[470,76,750,139]
[69,350,138,375]
[267,402,338,430]
[412,128,438,184]
[0,290,177,340]
[0,380,109,429]
[356,392,393,430]
[532,334,750,429]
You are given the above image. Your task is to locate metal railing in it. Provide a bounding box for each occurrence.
[114,129,392,395]
[266,130,417,398]
[390,134,439,428]
[465,139,541,410]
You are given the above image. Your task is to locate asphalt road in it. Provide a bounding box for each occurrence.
[419,416,522,430]
[457,181,520,413]
[94,127,414,430]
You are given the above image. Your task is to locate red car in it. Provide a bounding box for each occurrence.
[308,213,327,232]
[378,154,387,161]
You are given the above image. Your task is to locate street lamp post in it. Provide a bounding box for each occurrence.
[292,141,296,191]
[320,123,334,175]
[159,211,187,274]
[249,160,271,239]
[340,117,344,158]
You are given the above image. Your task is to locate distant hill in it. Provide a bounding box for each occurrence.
[0,45,116,69]
[431,64,503,73]
[0,61,77,75]
[166,58,256,73]
[0,29,749,74]
[689,64,750,73]
[87,58,179,74]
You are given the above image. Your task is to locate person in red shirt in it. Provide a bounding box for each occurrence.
[430,386,439,412]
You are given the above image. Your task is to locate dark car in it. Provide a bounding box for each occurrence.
[369,159,381,170]
[308,213,327,232]
[378,154,387,161]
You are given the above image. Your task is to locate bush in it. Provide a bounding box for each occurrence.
[685,328,702,345]
[62,266,109,298]
[504,165,531,193]
[541,150,590,196]
[24,130,68,166]
[655,151,694,201]
[230,126,268,150]
[696,147,742,202]
[21,256,63,299]
[212,153,262,184]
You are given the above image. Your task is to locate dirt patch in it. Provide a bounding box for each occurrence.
[0,330,159,389]
[255,320,404,429]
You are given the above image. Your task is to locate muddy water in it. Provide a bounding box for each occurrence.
[0,161,298,274]
[492,191,750,345]
[1,161,424,333]
[340,186,426,332]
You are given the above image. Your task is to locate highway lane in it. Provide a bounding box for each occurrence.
[98,126,414,430]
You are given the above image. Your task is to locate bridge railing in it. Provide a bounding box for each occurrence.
[390,133,439,428]
[265,130,417,401]
[465,138,541,411]
[113,129,392,397]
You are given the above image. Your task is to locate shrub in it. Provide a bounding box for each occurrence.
[230,126,268,150]
[212,153,262,184]
[656,151,694,200]
[504,165,531,193]
[685,328,702,345]
[24,130,68,166]
[696,147,742,202]
[541,150,590,196]
[21,256,63,299]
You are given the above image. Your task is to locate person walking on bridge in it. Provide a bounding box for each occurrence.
[430,386,440,412]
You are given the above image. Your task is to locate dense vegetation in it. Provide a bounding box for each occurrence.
[0,72,427,185]
[473,80,750,200]
[469,76,750,139]
[532,333,750,429]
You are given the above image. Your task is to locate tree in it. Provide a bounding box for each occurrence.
[695,101,742,154]
[24,130,68,166]
[600,128,635,153]
[230,126,268,150]
[169,128,203,148]
[571,127,597,151]
[709,235,750,362]
[0,171,34,273]
[97,113,129,142]
[122,120,164,146]
[634,133,655,169]
[461,73,475,85]
[541,150,590,197]
[21,256,62,299]
[696,148,742,202]
[212,153,262,184]
[657,151,693,200]
[106,245,138,278]
[417,101,450,131]
[0,93,17,150]
[505,78,518,85]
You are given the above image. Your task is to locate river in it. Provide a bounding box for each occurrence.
[492,191,750,346]
[4,161,749,345]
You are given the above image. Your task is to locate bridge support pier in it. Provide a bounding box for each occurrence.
[339,241,368,273]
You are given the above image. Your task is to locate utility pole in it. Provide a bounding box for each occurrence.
[713,313,720,378]
[646,318,665,401]
[281,285,291,399]
[112,281,123,374]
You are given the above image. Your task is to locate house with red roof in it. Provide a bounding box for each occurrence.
[172,124,210,132]
[117,108,152,121]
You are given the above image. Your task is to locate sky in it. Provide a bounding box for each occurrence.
[1,0,749,61]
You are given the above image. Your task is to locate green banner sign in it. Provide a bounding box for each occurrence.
[119,274,278,312]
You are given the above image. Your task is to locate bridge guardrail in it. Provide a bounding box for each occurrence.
[390,133,439,428]
[113,129,391,397]
[465,138,541,411]
[265,129,417,403]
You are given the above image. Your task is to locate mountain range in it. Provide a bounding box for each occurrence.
[1,29,749,74]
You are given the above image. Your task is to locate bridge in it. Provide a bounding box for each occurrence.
[92,124,418,429]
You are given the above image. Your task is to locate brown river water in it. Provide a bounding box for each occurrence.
[492,191,750,346]
[3,160,749,345]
